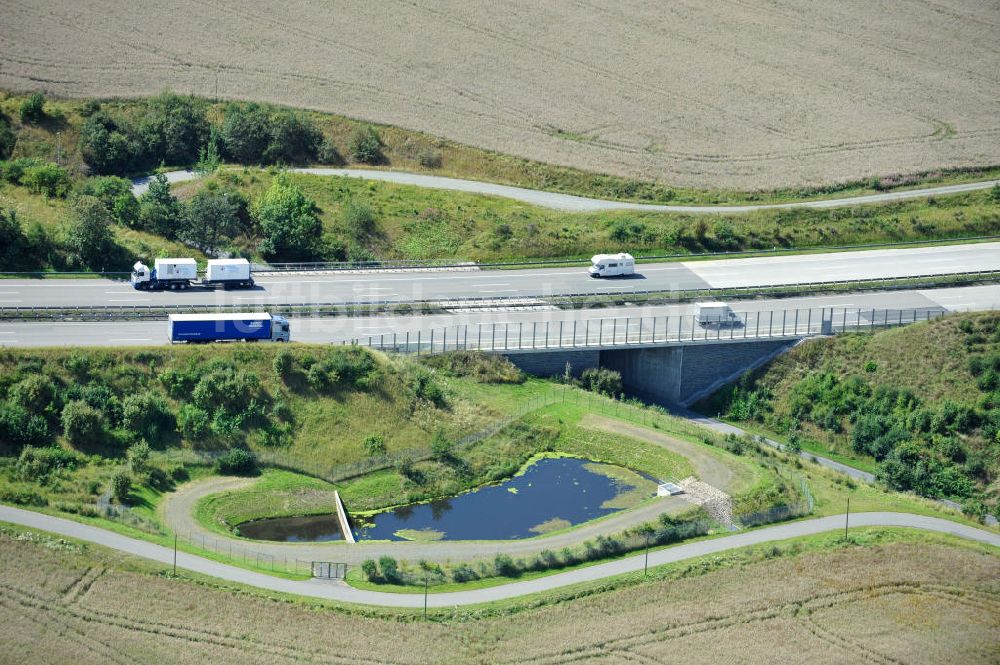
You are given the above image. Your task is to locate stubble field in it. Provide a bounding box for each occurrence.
[1,0,998,189]
[1,527,998,665]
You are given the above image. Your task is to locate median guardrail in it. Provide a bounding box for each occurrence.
[1,269,998,322]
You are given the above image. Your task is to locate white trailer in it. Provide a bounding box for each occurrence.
[694,301,741,327]
[203,258,254,289]
[588,253,635,278]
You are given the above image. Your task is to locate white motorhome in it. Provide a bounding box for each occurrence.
[588,253,635,278]
[694,301,741,327]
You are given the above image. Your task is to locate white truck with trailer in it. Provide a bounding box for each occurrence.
[588,253,635,278]
[694,301,742,327]
[131,258,254,290]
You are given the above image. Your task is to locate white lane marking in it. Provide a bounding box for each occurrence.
[0,299,23,303]
[0,332,15,334]
[234,296,273,300]
[0,340,19,344]
[108,299,151,302]
[108,338,154,342]
[0,291,18,295]
[105,291,137,294]
[471,283,512,287]
[480,289,518,293]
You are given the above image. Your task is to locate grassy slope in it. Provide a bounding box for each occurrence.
[181,168,1000,263]
[701,312,1000,514]
[4,91,999,206]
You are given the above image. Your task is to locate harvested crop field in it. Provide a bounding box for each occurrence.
[1,526,998,664]
[2,1,998,189]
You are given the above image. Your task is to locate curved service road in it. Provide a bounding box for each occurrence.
[0,505,996,608]
[133,169,1000,214]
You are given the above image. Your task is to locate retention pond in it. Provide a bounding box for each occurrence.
[237,456,656,543]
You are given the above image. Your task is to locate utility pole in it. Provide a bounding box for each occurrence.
[173,534,177,575]
[423,573,429,620]
[844,497,850,540]
[644,533,650,577]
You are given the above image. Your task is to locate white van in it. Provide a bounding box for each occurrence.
[695,301,741,327]
[589,253,635,278]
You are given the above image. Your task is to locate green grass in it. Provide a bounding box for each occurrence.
[177,169,1000,263]
[4,91,999,208]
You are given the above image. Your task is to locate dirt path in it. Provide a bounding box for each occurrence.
[5,504,997,608]
[161,475,691,566]
[580,414,752,493]
[133,169,1000,214]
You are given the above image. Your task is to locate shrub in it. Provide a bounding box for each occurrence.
[343,199,377,240]
[136,92,210,166]
[20,162,71,198]
[177,403,212,440]
[579,367,622,397]
[378,555,400,584]
[10,374,57,415]
[80,176,140,225]
[263,111,321,164]
[451,563,478,583]
[138,172,184,237]
[14,446,80,483]
[422,352,524,384]
[0,402,50,446]
[349,125,383,163]
[67,196,116,270]
[216,448,257,475]
[220,103,271,163]
[78,111,138,175]
[19,93,45,123]
[493,553,520,577]
[110,468,132,503]
[363,434,387,457]
[61,400,105,446]
[361,558,379,582]
[430,430,452,460]
[121,393,174,442]
[272,348,294,378]
[126,440,151,475]
[253,174,322,260]
[0,117,14,161]
[417,148,441,168]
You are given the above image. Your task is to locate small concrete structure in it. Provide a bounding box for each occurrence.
[657,482,684,496]
[333,490,356,544]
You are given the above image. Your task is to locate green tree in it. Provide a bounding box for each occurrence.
[0,115,15,160]
[252,174,322,260]
[67,196,116,269]
[78,111,138,175]
[430,430,452,460]
[80,176,140,227]
[110,468,132,503]
[138,172,184,237]
[137,92,210,166]
[377,555,400,583]
[220,103,272,163]
[61,400,105,446]
[0,205,26,269]
[263,111,321,164]
[194,131,222,175]
[183,190,244,254]
[348,125,383,163]
[19,92,45,123]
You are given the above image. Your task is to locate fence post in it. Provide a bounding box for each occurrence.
[559,320,564,347]
[519,322,523,349]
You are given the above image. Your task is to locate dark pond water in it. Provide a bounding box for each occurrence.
[359,456,650,541]
[237,513,343,542]
[236,457,652,543]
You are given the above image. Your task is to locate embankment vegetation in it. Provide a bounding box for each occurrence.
[1,91,998,270]
[702,311,1000,521]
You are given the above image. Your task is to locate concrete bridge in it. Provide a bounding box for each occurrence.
[357,305,946,406]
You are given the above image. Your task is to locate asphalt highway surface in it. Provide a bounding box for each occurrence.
[2,243,998,309]
[1,284,996,348]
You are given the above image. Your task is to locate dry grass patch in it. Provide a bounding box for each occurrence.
[1,525,997,664]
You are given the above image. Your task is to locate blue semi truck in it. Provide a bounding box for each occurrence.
[168,313,291,343]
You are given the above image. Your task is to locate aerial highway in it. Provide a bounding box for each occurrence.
[1,284,996,348]
[2,243,998,309]
[133,169,1000,214]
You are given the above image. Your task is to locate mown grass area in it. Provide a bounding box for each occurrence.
[177,168,1000,263]
[701,311,1000,520]
[4,91,999,207]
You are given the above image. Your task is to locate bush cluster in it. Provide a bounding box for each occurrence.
[421,351,525,384]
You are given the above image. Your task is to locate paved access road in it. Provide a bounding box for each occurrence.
[1,284,996,348]
[133,169,1000,214]
[3,243,998,310]
[1,505,996,608]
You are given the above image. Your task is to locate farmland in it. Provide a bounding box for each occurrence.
[1,1,998,189]
[0,524,997,664]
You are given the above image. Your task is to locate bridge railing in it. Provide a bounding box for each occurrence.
[352,306,952,355]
